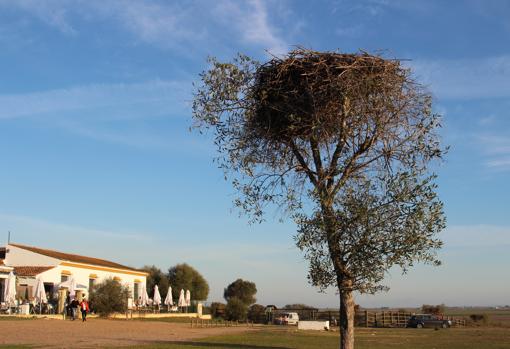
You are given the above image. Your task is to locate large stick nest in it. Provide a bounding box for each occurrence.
[249,48,408,141]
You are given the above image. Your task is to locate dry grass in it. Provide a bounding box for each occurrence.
[1,318,510,348]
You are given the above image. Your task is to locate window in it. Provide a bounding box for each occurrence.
[0,279,4,302]
[133,282,139,299]
[61,275,69,283]
[88,274,98,291]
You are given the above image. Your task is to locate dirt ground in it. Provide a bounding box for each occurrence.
[0,318,252,348]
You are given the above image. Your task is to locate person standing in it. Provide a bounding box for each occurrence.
[70,298,79,320]
[79,298,89,322]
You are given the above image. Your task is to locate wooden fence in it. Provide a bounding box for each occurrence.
[193,309,467,328]
[190,318,254,328]
[316,310,466,328]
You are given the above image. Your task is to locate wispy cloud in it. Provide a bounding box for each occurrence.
[0,80,201,150]
[478,135,510,171]
[85,1,207,50]
[0,0,290,54]
[411,55,510,100]
[0,0,77,35]
[213,0,288,55]
[0,80,188,120]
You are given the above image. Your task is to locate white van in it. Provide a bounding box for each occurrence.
[282,312,299,325]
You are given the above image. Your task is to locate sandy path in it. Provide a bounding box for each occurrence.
[0,319,252,348]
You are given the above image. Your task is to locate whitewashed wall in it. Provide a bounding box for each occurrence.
[5,245,60,266]
[36,263,146,297]
[5,245,147,297]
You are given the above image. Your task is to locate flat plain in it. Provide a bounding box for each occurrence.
[1,318,510,349]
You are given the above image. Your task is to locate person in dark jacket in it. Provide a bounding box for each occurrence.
[70,298,79,320]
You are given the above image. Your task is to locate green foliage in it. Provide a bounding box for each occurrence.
[296,173,445,294]
[167,263,209,301]
[422,304,446,315]
[210,302,226,319]
[248,304,267,323]
[223,279,257,305]
[89,278,130,317]
[143,265,169,297]
[225,297,248,321]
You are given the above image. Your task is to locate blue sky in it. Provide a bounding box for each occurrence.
[0,0,509,308]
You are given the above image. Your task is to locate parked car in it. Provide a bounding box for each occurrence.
[274,312,299,325]
[407,314,452,328]
[283,312,299,325]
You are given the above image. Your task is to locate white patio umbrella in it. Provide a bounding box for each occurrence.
[139,283,149,306]
[164,286,173,311]
[177,289,186,308]
[164,286,173,306]
[34,277,47,314]
[185,289,191,307]
[69,277,77,299]
[153,285,161,307]
[3,272,16,309]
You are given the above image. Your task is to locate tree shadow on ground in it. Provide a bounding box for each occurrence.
[141,340,291,349]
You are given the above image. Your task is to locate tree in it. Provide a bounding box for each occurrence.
[225,297,248,321]
[142,265,169,298]
[248,303,267,323]
[192,48,446,349]
[167,263,209,301]
[224,279,257,306]
[89,278,130,317]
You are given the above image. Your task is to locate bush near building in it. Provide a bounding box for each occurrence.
[89,278,130,317]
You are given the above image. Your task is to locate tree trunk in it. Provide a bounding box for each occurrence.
[339,283,355,349]
[320,201,355,349]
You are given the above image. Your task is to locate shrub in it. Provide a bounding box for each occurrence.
[89,278,130,317]
[421,304,445,315]
[225,297,248,321]
[210,302,226,319]
[247,304,266,323]
[470,314,489,326]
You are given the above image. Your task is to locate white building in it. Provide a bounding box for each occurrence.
[0,243,147,306]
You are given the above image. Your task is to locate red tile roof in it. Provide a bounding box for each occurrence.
[14,266,55,277]
[9,243,144,273]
